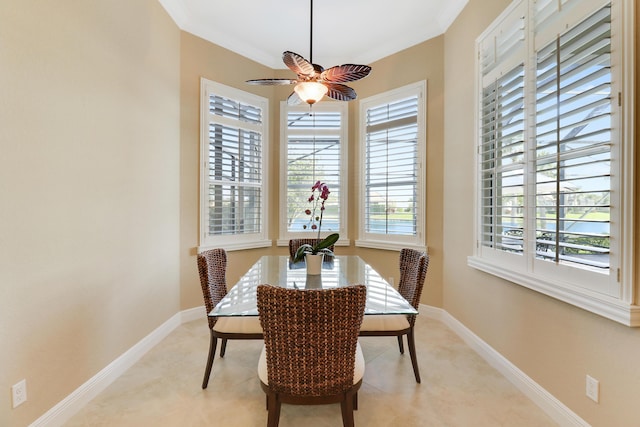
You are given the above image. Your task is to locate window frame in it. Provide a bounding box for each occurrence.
[277,101,349,246]
[356,81,427,251]
[199,78,270,252]
[469,0,639,326]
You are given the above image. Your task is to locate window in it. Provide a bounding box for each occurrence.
[471,0,638,325]
[279,102,348,244]
[199,79,270,251]
[357,82,426,250]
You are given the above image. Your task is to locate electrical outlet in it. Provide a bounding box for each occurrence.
[586,375,599,403]
[12,379,27,408]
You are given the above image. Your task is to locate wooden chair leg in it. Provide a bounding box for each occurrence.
[341,391,355,427]
[202,331,218,389]
[266,393,281,427]
[353,391,358,410]
[397,335,405,354]
[407,327,421,383]
[220,338,228,357]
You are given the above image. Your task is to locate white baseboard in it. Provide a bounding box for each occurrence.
[181,306,205,323]
[30,312,183,427]
[420,304,589,427]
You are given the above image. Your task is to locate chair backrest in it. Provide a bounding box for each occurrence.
[257,284,367,397]
[197,248,228,329]
[398,248,429,325]
[288,238,336,259]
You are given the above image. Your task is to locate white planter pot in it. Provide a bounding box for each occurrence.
[305,253,324,275]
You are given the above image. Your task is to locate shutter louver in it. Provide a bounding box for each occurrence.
[365,96,419,236]
[206,91,264,236]
[285,108,343,233]
[480,64,526,254]
[480,5,525,79]
[534,4,612,271]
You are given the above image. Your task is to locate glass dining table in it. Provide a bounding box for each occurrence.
[209,255,418,318]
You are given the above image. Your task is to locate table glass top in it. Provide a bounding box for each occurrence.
[210,256,418,317]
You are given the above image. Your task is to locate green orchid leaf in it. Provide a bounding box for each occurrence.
[314,233,339,250]
[294,244,314,263]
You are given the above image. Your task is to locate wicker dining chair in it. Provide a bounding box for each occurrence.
[288,238,335,260]
[256,284,367,427]
[197,248,263,389]
[359,248,429,383]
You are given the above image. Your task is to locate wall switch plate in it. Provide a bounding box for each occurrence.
[12,379,27,408]
[586,375,599,403]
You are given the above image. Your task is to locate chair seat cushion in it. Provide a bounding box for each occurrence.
[359,314,410,332]
[213,316,263,334]
[258,342,365,386]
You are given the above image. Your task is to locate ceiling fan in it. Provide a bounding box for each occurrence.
[246,0,372,106]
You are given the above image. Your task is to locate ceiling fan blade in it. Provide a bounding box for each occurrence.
[283,51,315,77]
[312,63,325,74]
[325,83,357,102]
[246,79,296,86]
[287,91,303,106]
[320,64,372,83]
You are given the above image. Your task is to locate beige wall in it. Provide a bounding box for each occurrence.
[0,1,181,425]
[443,0,640,425]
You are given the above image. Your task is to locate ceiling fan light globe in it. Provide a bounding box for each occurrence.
[294,81,328,104]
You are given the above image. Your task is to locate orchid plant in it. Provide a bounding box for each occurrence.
[293,181,340,263]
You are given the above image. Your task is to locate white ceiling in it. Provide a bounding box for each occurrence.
[158,0,469,70]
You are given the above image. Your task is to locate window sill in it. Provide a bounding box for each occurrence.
[198,239,272,253]
[355,239,427,253]
[467,256,640,327]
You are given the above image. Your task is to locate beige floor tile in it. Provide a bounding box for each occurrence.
[65,316,557,426]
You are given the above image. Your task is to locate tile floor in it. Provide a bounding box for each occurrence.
[65,315,557,426]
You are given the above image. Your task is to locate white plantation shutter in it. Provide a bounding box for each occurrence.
[281,102,347,240]
[200,79,269,250]
[479,2,526,81]
[534,0,608,37]
[359,81,426,249]
[480,64,526,254]
[478,0,527,256]
[534,0,567,29]
[534,4,612,273]
[365,96,418,236]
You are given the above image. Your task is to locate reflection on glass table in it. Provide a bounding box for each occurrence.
[210,256,418,317]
